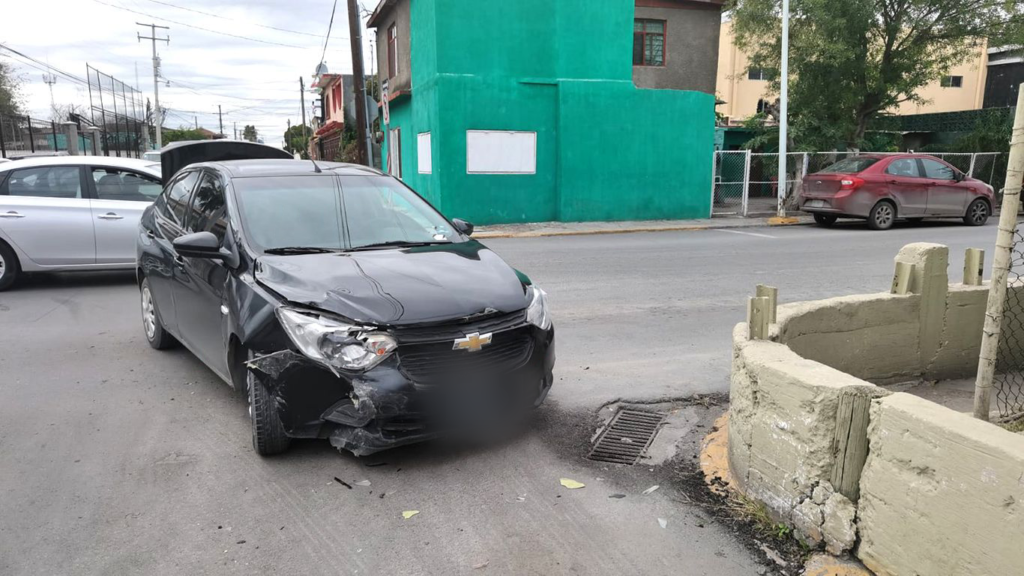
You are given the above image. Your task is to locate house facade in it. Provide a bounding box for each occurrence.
[632,0,723,93]
[368,0,719,225]
[310,73,346,160]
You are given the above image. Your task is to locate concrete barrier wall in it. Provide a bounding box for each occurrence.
[857,393,1024,576]
[728,242,1024,564]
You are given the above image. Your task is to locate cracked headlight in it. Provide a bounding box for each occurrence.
[525,285,552,330]
[276,307,396,371]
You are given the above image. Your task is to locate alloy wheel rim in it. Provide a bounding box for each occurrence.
[0,253,6,279]
[875,205,893,227]
[142,287,156,340]
[971,202,987,224]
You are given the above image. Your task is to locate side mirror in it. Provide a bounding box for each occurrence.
[954,171,965,182]
[452,218,474,236]
[173,231,224,259]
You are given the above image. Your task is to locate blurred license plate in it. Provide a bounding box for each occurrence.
[806,200,827,208]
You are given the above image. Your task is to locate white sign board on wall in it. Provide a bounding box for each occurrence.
[417,132,432,174]
[466,130,537,174]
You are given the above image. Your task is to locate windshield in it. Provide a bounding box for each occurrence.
[819,157,879,174]
[234,175,458,253]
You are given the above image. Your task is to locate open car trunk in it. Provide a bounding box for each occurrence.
[160,140,294,181]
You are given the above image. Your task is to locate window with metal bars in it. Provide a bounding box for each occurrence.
[633,19,665,67]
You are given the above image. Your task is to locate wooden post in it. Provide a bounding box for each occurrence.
[963,248,985,286]
[974,85,1024,421]
[891,261,914,295]
[830,389,874,502]
[747,296,770,340]
[756,284,779,323]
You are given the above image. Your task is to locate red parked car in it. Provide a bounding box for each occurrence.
[798,154,995,230]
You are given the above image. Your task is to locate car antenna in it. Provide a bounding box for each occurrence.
[309,157,323,173]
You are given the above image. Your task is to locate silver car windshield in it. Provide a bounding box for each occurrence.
[233,175,458,253]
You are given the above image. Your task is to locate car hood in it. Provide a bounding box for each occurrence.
[254,240,529,326]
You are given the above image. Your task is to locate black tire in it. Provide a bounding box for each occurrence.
[813,214,838,227]
[868,201,896,230]
[0,241,19,291]
[964,198,990,227]
[140,277,177,350]
[907,218,924,225]
[248,351,291,456]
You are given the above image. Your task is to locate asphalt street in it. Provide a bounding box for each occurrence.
[0,219,1001,575]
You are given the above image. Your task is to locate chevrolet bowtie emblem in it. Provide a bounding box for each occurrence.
[453,332,493,353]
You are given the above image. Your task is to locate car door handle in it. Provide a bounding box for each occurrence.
[146,230,156,239]
[97,212,124,220]
[173,254,185,267]
[0,211,25,219]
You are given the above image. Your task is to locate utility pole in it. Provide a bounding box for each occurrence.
[233,121,237,140]
[776,0,790,217]
[42,74,57,112]
[218,105,224,137]
[299,76,309,158]
[347,0,370,165]
[137,23,169,149]
[194,115,198,130]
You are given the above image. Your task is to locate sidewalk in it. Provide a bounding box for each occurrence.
[473,215,813,239]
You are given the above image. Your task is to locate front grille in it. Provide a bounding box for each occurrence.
[391,309,528,344]
[397,327,534,384]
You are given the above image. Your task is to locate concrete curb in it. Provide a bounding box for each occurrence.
[473,219,813,239]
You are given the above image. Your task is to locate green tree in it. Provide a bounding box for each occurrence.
[242,124,257,142]
[0,57,23,117]
[728,0,1024,149]
[283,123,310,159]
[162,126,209,144]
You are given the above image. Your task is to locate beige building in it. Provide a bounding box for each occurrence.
[715,19,989,125]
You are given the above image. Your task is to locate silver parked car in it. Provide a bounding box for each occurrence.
[0,156,162,290]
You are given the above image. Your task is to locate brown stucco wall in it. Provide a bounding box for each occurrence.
[373,0,412,95]
[632,3,721,94]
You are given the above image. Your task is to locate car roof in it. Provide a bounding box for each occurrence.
[0,155,161,177]
[195,159,386,179]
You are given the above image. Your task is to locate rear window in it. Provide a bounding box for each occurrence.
[819,158,879,174]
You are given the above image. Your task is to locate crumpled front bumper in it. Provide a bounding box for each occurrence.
[246,326,555,456]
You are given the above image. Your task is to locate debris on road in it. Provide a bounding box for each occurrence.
[333,477,353,489]
[473,560,489,569]
[559,478,585,489]
[609,493,626,499]
[354,480,371,487]
[236,540,246,545]
[658,518,667,529]
[402,510,420,520]
[642,485,660,495]
[379,492,386,500]
[364,462,388,467]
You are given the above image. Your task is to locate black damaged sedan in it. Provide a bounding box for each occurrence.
[138,147,554,456]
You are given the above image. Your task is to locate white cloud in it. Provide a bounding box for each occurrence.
[2,0,376,147]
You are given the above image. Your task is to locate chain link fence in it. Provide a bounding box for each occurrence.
[712,150,1008,217]
[994,227,1024,420]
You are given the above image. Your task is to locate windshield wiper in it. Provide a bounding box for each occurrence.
[263,246,343,255]
[346,240,451,252]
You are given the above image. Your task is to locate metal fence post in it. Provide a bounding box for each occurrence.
[968,153,978,178]
[742,149,752,217]
[0,116,6,158]
[710,151,719,218]
[51,120,59,151]
[26,116,35,153]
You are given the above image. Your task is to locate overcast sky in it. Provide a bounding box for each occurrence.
[2,0,377,147]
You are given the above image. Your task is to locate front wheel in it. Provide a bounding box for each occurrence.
[141,278,176,350]
[813,214,838,227]
[868,202,896,230]
[0,241,18,292]
[964,199,990,226]
[248,351,291,456]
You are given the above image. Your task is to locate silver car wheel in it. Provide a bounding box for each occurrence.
[970,201,988,225]
[0,252,6,281]
[142,286,157,340]
[874,204,894,228]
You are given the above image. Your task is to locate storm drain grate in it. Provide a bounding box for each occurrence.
[587,409,667,465]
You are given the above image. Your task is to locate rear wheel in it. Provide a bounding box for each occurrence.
[964,199,990,226]
[248,351,291,456]
[141,278,176,350]
[868,201,896,230]
[813,214,838,227]
[0,241,18,292]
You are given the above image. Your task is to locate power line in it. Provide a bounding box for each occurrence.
[318,0,339,69]
[88,0,317,50]
[141,0,325,38]
[0,44,89,85]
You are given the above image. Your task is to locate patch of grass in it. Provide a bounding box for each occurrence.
[727,493,793,542]
[1000,418,1024,433]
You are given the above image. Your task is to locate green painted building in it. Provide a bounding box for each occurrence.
[368,0,717,225]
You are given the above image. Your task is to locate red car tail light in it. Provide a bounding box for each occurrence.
[840,177,865,190]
